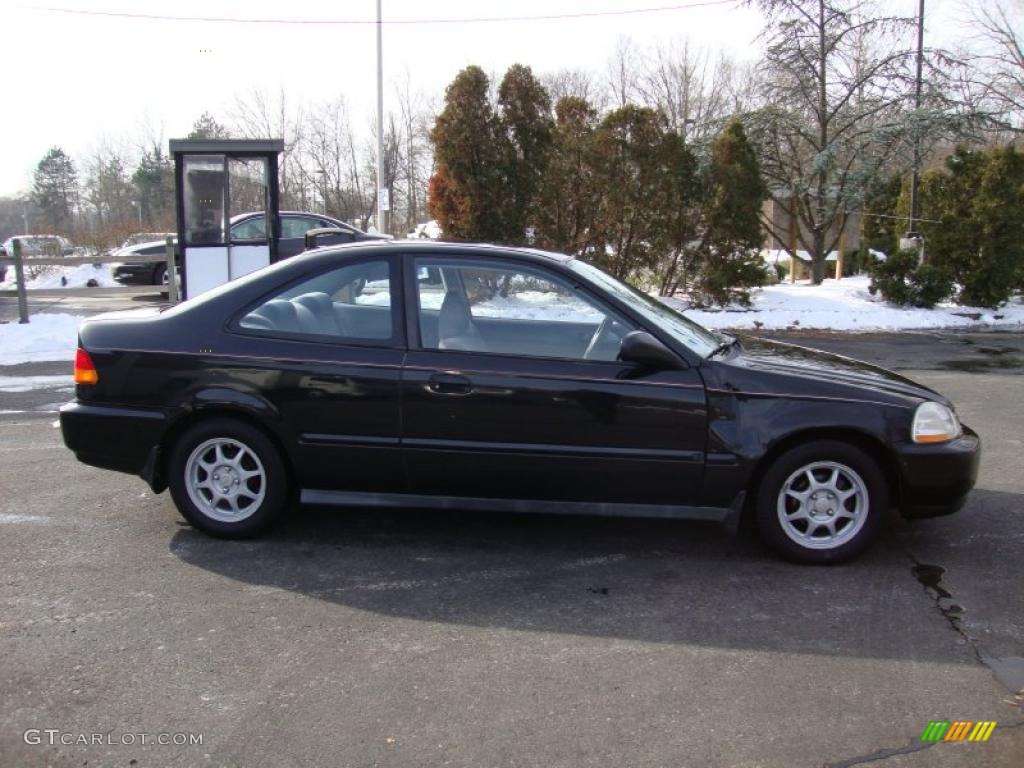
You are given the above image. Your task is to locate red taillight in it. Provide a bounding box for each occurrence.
[74,348,98,385]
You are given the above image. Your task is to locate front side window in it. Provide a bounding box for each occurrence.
[281,216,324,239]
[231,217,267,241]
[239,259,394,342]
[415,258,635,361]
[567,259,721,357]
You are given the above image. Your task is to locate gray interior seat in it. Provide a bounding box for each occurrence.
[438,291,487,351]
[247,299,299,333]
[292,292,344,336]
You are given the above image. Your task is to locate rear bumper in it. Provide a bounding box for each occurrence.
[895,426,981,519]
[60,401,167,478]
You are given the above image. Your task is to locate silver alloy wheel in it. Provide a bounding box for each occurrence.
[184,437,266,523]
[776,460,868,550]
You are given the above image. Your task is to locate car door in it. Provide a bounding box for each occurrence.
[400,254,708,506]
[231,254,405,494]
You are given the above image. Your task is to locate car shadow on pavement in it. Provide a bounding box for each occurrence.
[166,493,1016,662]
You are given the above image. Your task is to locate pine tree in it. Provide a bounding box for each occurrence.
[589,106,677,280]
[862,174,903,254]
[534,97,601,256]
[428,66,510,242]
[695,120,768,306]
[967,145,1024,306]
[31,147,78,233]
[132,143,174,227]
[188,112,231,140]
[497,64,553,244]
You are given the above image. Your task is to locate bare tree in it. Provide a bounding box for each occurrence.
[230,88,305,208]
[605,37,641,109]
[635,40,742,141]
[965,0,1024,133]
[542,68,609,112]
[745,0,959,283]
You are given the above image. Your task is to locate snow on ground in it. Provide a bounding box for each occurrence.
[0,314,82,365]
[664,275,1024,332]
[0,276,1022,369]
[0,374,73,392]
[0,263,120,290]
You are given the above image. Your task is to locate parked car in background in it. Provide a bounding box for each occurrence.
[112,239,177,285]
[112,213,384,285]
[230,211,387,258]
[120,232,174,249]
[1,235,74,257]
[62,241,979,564]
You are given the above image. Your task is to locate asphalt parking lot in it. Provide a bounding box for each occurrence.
[1,307,1022,766]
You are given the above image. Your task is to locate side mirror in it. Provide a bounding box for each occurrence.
[304,227,356,251]
[618,330,686,370]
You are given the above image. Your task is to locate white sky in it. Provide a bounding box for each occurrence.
[0,0,974,198]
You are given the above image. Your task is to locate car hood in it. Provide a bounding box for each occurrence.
[721,336,948,406]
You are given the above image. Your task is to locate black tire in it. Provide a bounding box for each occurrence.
[153,263,167,286]
[755,440,888,564]
[168,418,288,538]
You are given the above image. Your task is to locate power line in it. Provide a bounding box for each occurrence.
[31,1,738,26]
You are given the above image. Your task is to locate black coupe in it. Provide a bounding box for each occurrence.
[60,241,979,563]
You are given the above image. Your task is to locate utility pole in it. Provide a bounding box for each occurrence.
[906,0,925,260]
[375,0,388,235]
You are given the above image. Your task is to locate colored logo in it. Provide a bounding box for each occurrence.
[920,721,997,742]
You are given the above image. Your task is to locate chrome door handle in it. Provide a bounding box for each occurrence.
[426,373,472,396]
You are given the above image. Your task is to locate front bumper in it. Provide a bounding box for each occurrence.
[895,426,981,518]
[112,264,153,284]
[60,401,167,478]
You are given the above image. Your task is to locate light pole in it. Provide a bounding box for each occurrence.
[376,0,387,235]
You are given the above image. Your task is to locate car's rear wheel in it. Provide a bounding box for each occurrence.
[755,440,888,564]
[168,418,288,538]
[153,263,167,286]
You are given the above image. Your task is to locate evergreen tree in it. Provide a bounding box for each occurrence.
[31,147,78,232]
[428,66,510,242]
[497,64,553,244]
[967,145,1024,306]
[188,112,231,140]
[590,106,677,280]
[862,174,903,254]
[132,143,174,227]
[657,131,702,296]
[694,120,768,306]
[534,97,601,256]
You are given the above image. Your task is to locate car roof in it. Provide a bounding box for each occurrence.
[309,239,575,264]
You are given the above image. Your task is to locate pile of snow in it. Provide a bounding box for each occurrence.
[0,314,83,365]
[666,275,1024,331]
[406,220,442,240]
[1,263,119,290]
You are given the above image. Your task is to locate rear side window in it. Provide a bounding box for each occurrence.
[239,259,394,342]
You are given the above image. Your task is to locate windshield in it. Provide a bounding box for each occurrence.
[567,259,722,358]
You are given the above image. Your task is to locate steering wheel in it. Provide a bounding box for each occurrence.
[583,316,613,360]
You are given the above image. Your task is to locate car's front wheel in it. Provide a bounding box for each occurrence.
[755,440,888,564]
[168,418,288,538]
[153,263,167,286]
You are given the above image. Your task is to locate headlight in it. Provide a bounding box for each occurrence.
[912,402,962,444]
